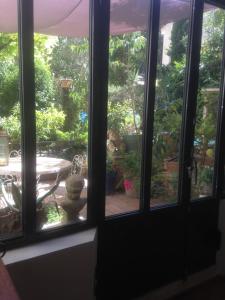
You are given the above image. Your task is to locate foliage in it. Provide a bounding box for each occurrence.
[1,104,21,143]
[50,37,89,139]
[36,106,65,141]
[107,97,134,135]
[0,173,62,212]
[0,34,56,116]
[46,205,62,224]
[1,104,66,143]
[0,33,19,116]
[106,152,115,173]
[107,32,147,137]
[35,58,55,110]
[109,33,146,86]
[169,19,189,63]
[121,151,141,179]
[153,60,185,159]
[150,9,225,199]
[0,7,225,201]
[0,59,19,116]
[0,33,18,59]
[198,166,213,186]
[199,9,225,88]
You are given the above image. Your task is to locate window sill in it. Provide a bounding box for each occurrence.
[3,228,96,265]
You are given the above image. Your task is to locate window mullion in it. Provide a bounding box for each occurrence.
[18,0,36,236]
[206,0,225,10]
[140,0,161,212]
[87,0,110,225]
[178,0,204,208]
[213,25,225,200]
[178,0,204,278]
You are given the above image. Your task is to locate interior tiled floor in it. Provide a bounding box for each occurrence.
[170,276,225,300]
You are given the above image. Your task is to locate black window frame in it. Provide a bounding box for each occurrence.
[1,0,225,250]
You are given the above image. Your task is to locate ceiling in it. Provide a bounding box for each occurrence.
[0,0,213,37]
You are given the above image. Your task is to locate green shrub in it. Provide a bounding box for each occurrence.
[1,104,66,143]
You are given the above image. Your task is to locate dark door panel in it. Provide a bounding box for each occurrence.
[97,207,185,299]
[188,199,220,274]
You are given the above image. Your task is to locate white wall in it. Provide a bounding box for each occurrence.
[3,200,225,300]
[3,229,97,300]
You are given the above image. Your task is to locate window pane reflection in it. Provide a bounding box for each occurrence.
[150,0,191,207]
[105,0,150,216]
[0,2,22,238]
[34,3,89,230]
[191,6,225,199]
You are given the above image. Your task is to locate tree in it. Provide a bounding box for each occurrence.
[169,19,189,64]
[199,9,225,88]
[108,32,147,137]
[50,37,89,141]
[0,33,55,116]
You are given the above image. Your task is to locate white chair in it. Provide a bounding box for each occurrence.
[71,154,87,175]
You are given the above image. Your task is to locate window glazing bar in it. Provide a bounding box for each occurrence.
[206,0,225,9]
[178,0,204,278]
[18,0,36,236]
[213,25,225,199]
[140,0,160,212]
[178,0,204,207]
[87,0,110,225]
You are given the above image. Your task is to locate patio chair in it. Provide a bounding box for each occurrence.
[71,154,87,176]
[36,171,64,202]
[0,150,22,184]
[9,150,21,158]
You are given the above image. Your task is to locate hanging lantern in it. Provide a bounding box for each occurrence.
[58,78,73,89]
[0,128,9,166]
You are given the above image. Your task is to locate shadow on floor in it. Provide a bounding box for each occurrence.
[170,276,225,300]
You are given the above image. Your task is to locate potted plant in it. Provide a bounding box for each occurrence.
[0,174,62,233]
[121,151,141,198]
[106,155,117,195]
[198,165,213,197]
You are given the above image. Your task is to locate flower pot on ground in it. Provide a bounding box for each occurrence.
[123,177,140,198]
[0,174,63,230]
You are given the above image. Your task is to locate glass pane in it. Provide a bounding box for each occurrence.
[150,0,191,207]
[0,2,22,238]
[34,2,89,230]
[105,0,150,216]
[191,5,225,199]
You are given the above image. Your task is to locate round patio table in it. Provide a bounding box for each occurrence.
[0,156,72,181]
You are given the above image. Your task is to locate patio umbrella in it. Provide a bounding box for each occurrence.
[0,0,213,37]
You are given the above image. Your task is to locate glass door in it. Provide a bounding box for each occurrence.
[97,0,189,298]
[187,3,225,274]
[95,0,225,299]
